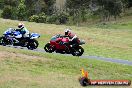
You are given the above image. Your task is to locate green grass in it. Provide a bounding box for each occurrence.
[0,46,132,88]
[0,17,132,61]
[96,21,132,30]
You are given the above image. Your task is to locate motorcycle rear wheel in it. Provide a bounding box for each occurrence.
[0,37,12,46]
[27,39,39,50]
[0,37,4,45]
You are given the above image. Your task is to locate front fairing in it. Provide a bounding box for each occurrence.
[4,30,12,36]
[51,36,57,41]
[79,40,85,45]
[30,33,40,39]
[50,34,63,41]
[3,28,15,34]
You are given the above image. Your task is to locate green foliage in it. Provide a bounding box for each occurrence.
[25,0,36,17]
[0,0,55,21]
[1,5,12,19]
[66,0,125,23]
[0,0,132,25]
[10,7,17,20]
[0,9,2,17]
[122,0,132,8]
[56,12,69,24]
[47,13,69,24]
[37,13,47,23]
[29,12,69,24]
[34,0,47,14]
[0,0,4,9]
[66,0,90,9]
[46,14,57,24]
[3,0,18,7]
[95,0,123,20]
[29,15,39,22]
[29,13,46,23]
[32,0,55,15]
[44,0,55,6]
[44,0,55,15]
[66,0,91,25]
[16,0,27,20]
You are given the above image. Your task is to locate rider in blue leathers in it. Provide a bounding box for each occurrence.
[17,23,30,38]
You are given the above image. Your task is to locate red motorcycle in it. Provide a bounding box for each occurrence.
[44,34,85,56]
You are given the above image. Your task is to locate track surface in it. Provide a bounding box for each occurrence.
[4,45,132,66]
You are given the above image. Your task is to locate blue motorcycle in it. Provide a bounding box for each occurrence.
[0,28,40,50]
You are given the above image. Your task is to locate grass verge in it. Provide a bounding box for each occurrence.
[0,46,131,88]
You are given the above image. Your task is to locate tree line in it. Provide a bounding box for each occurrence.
[0,0,132,25]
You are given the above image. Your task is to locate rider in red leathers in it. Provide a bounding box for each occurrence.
[64,28,78,45]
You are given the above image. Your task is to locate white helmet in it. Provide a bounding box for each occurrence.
[18,23,24,29]
[64,28,71,35]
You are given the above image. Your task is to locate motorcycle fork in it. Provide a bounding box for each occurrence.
[64,44,70,52]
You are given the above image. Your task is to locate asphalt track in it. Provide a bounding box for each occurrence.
[3,45,132,66]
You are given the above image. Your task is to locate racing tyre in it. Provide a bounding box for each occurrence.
[0,37,7,46]
[27,39,39,50]
[71,46,84,56]
[0,37,3,45]
[44,43,54,53]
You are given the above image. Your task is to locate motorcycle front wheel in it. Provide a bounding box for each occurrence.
[44,43,54,53]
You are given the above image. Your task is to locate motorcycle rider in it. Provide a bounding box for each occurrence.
[64,28,78,45]
[61,28,79,52]
[17,23,30,38]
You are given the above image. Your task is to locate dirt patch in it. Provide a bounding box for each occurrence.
[0,51,52,62]
[0,51,10,61]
